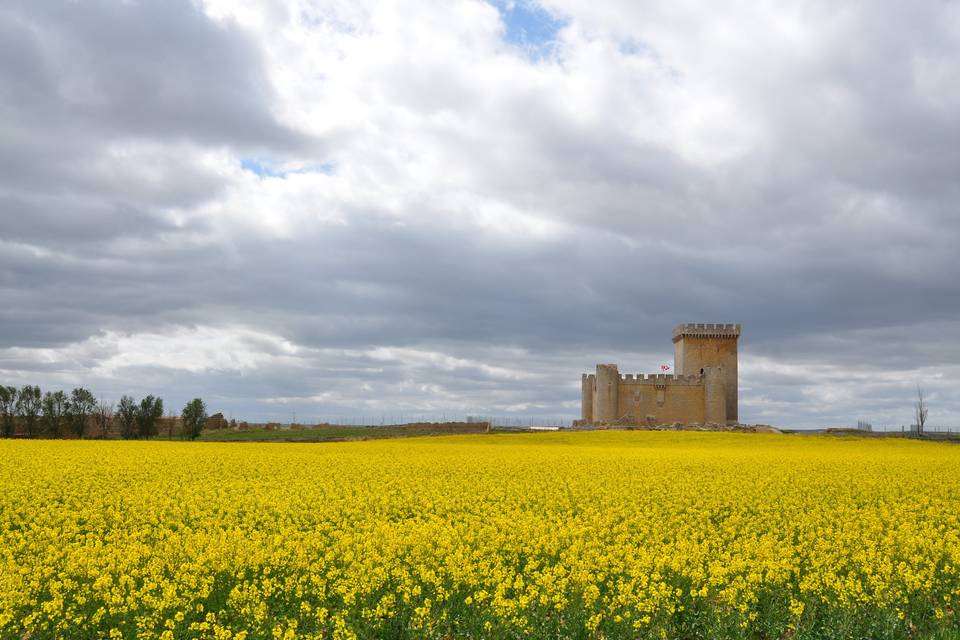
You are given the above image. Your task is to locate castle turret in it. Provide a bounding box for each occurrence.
[581,373,595,423]
[673,323,740,424]
[592,364,619,424]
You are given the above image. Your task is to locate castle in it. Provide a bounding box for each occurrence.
[579,323,740,427]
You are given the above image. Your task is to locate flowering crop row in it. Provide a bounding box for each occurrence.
[1,431,959,639]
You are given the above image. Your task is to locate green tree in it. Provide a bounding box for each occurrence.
[117,395,138,439]
[68,387,97,438]
[16,385,42,438]
[42,390,67,437]
[0,386,16,438]
[137,395,163,439]
[181,398,208,440]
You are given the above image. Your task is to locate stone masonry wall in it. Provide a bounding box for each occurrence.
[615,375,708,425]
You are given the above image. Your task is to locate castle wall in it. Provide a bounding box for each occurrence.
[615,375,707,425]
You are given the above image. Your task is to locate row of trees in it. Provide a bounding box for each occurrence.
[0,385,208,440]
[0,386,101,438]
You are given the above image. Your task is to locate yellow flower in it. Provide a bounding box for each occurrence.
[1,432,959,638]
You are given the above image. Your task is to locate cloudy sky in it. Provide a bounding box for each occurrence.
[2,0,959,428]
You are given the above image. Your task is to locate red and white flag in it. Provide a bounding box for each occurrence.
[660,364,671,372]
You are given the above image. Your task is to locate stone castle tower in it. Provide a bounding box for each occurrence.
[673,323,740,423]
[579,323,741,427]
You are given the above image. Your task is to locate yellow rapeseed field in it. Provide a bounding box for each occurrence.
[2,431,960,639]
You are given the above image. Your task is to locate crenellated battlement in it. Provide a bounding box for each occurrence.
[671,323,740,342]
[618,373,705,385]
[581,323,740,427]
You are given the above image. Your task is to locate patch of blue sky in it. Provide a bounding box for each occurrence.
[490,1,567,60]
[616,37,677,79]
[241,159,335,179]
[618,38,651,57]
[297,8,356,35]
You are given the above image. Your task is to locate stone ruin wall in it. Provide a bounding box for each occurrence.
[5,415,184,438]
[6,412,228,439]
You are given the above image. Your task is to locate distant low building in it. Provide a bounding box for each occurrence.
[578,323,740,427]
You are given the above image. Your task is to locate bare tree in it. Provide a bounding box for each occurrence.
[915,386,928,436]
[95,399,113,439]
[0,386,16,438]
[16,385,42,438]
[42,390,68,437]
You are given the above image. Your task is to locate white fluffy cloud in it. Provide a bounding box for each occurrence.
[2,0,960,427]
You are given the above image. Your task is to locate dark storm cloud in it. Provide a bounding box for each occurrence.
[2,0,960,427]
[0,0,301,149]
[0,0,309,257]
